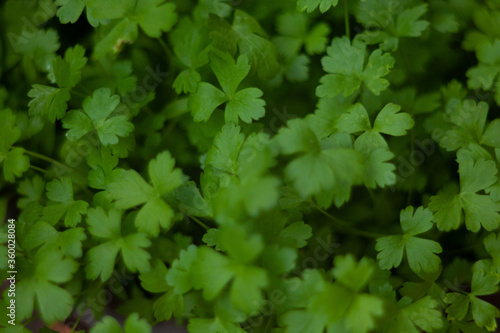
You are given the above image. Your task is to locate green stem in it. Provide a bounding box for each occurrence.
[19,148,70,170]
[188,215,210,230]
[22,313,41,325]
[161,119,178,141]
[158,38,174,59]
[71,304,88,333]
[344,0,350,39]
[263,316,273,333]
[310,201,382,239]
[29,165,47,173]
[367,187,376,205]
[407,111,416,206]
[71,90,88,98]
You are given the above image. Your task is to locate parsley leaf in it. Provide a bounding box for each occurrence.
[63,88,133,146]
[376,206,442,273]
[90,313,151,333]
[107,151,186,236]
[317,37,395,98]
[444,269,500,331]
[17,249,78,323]
[429,153,500,232]
[0,109,30,182]
[192,226,268,314]
[356,2,430,51]
[28,85,71,122]
[275,118,364,200]
[85,207,151,281]
[23,221,87,258]
[42,177,89,227]
[297,0,338,14]
[207,10,280,80]
[190,50,266,123]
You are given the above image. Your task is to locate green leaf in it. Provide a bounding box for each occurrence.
[23,221,86,258]
[276,119,364,199]
[190,83,227,122]
[388,296,443,333]
[148,150,185,194]
[317,37,394,98]
[277,221,313,248]
[16,249,78,323]
[209,50,250,96]
[190,51,266,123]
[373,103,414,136]
[470,297,499,331]
[334,103,371,133]
[42,177,89,227]
[430,157,500,232]
[400,206,434,235]
[3,147,30,182]
[139,260,170,293]
[192,246,235,300]
[86,241,121,281]
[208,10,280,80]
[35,280,75,324]
[363,149,396,188]
[166,244,198,294]
[135,0,177,38]
[86,206,121,239]
[282,310,326,333]
[93,18,138,59]
[225,87,265,123]
[445,293,469,321]
[188,317,245,333]
[332,255,374,292]
[153,289,184,321]
[193,235,268,314]
[343,294,384,333]
[0,110,28,182]
[297,0,338,13]
[85,207,151,280]
[63,88,133,145]
[395,4,430,37]
[482,119,500,148]
[376,206,442,273]
[28,85,71,122]
[459,158,498,194]
[91,313,152,333]
[63,44,88,87]
[56,0,86,24]
[107,151,184,236]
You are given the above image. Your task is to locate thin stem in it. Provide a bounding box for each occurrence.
[19,148,70,169]
[158,38,174,59]
[310,200,349,227]
[29,165,47,173]
[188,215,210,230]
[367,187,376,205]
[310,200,382,239]
[161,119,178,141]
[263,316,273,333]
[71,304,88,333]
[22,313,41,325]
[407,112,416,206]
[344,0,350,39]
[71,90,88,98]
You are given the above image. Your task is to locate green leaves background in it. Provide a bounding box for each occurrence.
[1,0,500,332]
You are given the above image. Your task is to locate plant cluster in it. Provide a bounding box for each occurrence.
[0,0,500,332]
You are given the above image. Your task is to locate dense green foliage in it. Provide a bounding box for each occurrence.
[1,0,500,332]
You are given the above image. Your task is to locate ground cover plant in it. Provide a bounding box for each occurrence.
[1,0,500,332]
